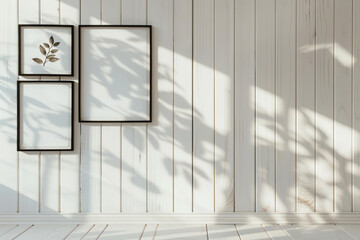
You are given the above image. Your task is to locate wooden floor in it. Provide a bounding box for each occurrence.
[0,224,359,240]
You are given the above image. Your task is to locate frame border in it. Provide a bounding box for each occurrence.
[18,24,75,77]
[78,25,152,123]
[17,80,75,151]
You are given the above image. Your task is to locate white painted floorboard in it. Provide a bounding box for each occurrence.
[338,225,360,240]
[0,225,17,237]
[207,225,239,240]
[98,224,145,240]
[0,224,357,240]
[294,224,355,240]
[154,225,207,240]
[140,224,158,240]
[64,224,95,240]
[15,224,76,240]
[236,225,270,240]
[262,225,291,239]
[280,225,308,240]
[82,224,107,240]
[0,225,33,240]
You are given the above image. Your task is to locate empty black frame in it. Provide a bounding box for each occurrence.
[17,81,74,151]
[78,25,152,123]
[18,24,74,76]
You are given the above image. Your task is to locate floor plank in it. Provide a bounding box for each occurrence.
[262,225,291,239]
[140,224,158,240]
[236,225,271,240]
[82,224,107,240]
[0,224,357,240]
[154,225,208,240]
[98,224,145,240]
[64,224,95,240]
[0,225,32,240]
[15,224,77,240]
[338,225,360,240]
[280,225,308,240]
[0,225,17,236]
[295,225,354,240]
[207,225,240,240]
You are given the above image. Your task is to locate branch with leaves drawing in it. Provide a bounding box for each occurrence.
[32,36,60,67]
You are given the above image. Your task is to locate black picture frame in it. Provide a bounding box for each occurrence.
[17,81,74,151]
[78,25,152,123]
[18,24,74,77]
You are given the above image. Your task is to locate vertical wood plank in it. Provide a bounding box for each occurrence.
[0,0,18,213]
[193,0,215,213]
[255,0,276,212]
[235,0,256,212]
[122,0,146,25]
[122,126,147,212]
[173,0,193,213]
[315,0,334,212]
[354,0,360,212]
[39,0,60,213]
[18,0,40,213]
[40,154,59,212]
[80,0,102,213]
[275,0,296,212]
[334,0,352,212]
[102,0,121,25]
[121,0,147,213]
[147,0,174,212]
[214,0,234,212]
[81,124,101,212]
[80,0,100,25]
[101,1,121,214]
[297,0,316,212]
[60,0,81,213]
[101,125,121,212]
[40,0,59,24]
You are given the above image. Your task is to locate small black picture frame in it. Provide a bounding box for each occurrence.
[18,24,74,76]
[17,81,74,151]
[79,25,152,123]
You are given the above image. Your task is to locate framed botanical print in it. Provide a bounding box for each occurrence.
[79,25,152,122]
[18,24,74,76]
[17,81,74,151]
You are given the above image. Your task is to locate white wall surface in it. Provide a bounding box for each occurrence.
[0,0,359,214]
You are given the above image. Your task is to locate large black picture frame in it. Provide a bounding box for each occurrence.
[17,81,74,151]
[78,25,152,123]
[18,24,74,77]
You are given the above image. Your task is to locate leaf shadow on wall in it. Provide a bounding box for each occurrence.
[1,1,360,225]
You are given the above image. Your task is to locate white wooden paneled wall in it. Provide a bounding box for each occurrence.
[0,0,359,214]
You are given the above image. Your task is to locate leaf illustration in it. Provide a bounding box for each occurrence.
[49,36,54,45]
[39,45,46,55]
[46,54,56,59]
[34,35,60,67]
[49,57,59,62]
[32,58,43,64]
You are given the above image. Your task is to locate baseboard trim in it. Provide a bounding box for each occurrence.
[0,213,360,224]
